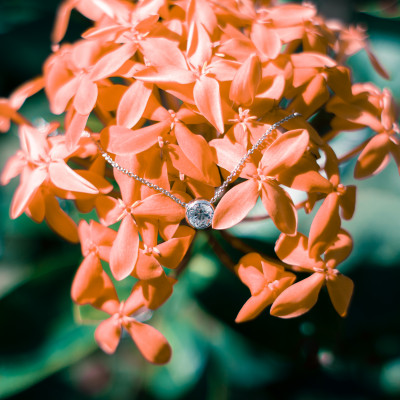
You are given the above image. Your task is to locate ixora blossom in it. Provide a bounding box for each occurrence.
[1,0,399,364]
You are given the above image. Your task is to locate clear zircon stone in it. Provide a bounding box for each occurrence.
[185,199,214,229]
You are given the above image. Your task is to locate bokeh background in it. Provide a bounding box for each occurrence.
[1,0,400,399]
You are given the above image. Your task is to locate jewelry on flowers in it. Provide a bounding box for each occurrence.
[95,113,302,229]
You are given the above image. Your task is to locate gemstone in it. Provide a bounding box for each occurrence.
[185,199,214,229]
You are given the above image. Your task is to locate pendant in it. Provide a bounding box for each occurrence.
[185,199,214,229]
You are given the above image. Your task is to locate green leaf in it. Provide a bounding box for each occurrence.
[0,322,96,398]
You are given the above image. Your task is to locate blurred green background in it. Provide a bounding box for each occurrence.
[1,0,400,399]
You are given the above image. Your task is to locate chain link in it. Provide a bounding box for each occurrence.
[93,112,301,208]
[209,112,301,204]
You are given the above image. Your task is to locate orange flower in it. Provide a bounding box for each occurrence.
[2,123,98,219]
[271,230,354,318]
[212,128,309,233]
[235,253,295,323]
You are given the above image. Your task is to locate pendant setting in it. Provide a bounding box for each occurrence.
[185,199,214,229]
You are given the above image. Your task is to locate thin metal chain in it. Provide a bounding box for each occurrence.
[94,112,301,208]
[209,112,301,204]
[95,142,187,207]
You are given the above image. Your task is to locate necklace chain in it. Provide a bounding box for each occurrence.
[95,112,301,209]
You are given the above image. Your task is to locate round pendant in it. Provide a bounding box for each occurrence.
[185,199,214,229]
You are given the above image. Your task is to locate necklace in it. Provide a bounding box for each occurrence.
[96,113,301,229]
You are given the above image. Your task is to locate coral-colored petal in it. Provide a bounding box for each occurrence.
[73,77,98,115]
[270,273,325,318]
[155,226,194,269]
[325,229,353,268]
[124,320,172,364]
[229,53,262,106]
[44,194,79,243]
[10,168,47,219]
[261,181,297,235]
[27,190,45,223]
[354,134,391,179]
[140,38,188,69]
[235,253,265,295]
[308,192,341,259]
[116,80,153,128]
[52,77,80,114]
[261,129,309,176]
[278,157,333,193]
[275,232,316,270]
[366,47,390,80]
[193,76,224,133]
[212,179,259,230]
[10,76,44,109]
[95,317,121,354]
[71,252,120,314]
[51,0,75,44]
[104,121,170,155]
[49,161,98,194]
[95,195,122,226]
[251,24,281,59]
[209,137,258,178]
[339,185,356,220]
[235,289,273,323]
[138,274,177,310]
[134,252,163,280]
[187,22,212,68]
[90,42,138,81]
[65,111,89,151]
[326,66,352,100]
[290,74,330,118]
[134,66,196,84]
[326,274,354,317]
[133,193,185,222]
[110,216,139,281]
[174,122,220,186]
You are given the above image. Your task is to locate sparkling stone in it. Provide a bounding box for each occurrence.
[185,199,214,229]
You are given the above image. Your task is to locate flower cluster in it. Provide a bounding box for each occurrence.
[1,0,398,364]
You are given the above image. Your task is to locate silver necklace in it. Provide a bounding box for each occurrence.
[96,113,301,229]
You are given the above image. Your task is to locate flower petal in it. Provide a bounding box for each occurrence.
[125,320,172,364]
[134,66,196,84]
[212,179,259,230]
[235,252,265,295]
[260,129,309,176]
[261,181,297,236]
[134,251,163,280]
[275,232,316,270]
[187,21,212,68]
[308,193,341,259]
[325,229,353,268]
[251,24,281,59]
[116,80,153,128]
[193,76,224,133]
[155,226,194,269]
[95,317,121,354]
[71,252,120,314]
[104,121,170,155]
[270,273,325,318]
[229,53,262,106]
[138,274,177,310]
[10,167,47,219]
[326,273,354,317]
[174,122,220,186]
[49,161,98,194]
[90,42,138,81]
[110,215,139,281]
[235,288,273,323]
[354,134,391,179]
[73,77,98,115]
[44,194,79,243]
